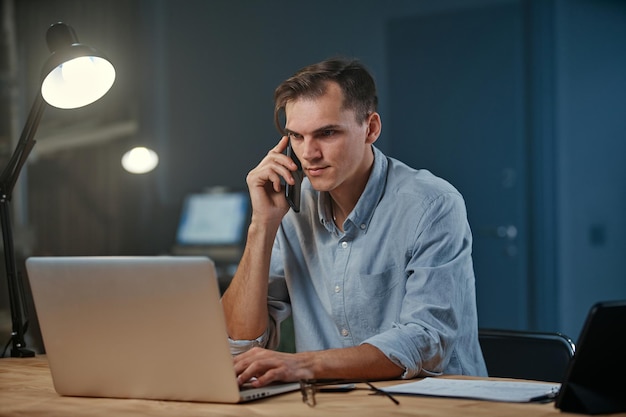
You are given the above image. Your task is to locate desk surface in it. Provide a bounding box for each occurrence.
[1,356,623,417]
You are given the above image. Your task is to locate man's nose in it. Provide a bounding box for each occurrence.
[301,138,320,160]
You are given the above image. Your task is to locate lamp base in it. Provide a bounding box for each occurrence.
[11,346,36,358]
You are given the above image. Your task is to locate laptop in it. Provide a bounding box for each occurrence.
[25,256,299,403]
[555,299,626,414]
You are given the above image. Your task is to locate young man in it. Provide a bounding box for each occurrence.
[221,58,487,387]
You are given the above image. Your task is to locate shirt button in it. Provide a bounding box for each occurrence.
[341,241,348,248]
[341,329,349,337]
[360,223,366,230]
[334,285,341,293]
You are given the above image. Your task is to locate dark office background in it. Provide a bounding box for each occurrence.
[0,0,624,353]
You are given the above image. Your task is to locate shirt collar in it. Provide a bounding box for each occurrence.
[318,145,388,233]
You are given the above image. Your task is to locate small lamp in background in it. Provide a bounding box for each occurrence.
[121,145,159,174]
[0,22,115,357]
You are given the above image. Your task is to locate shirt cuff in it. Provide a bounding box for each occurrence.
[228,327,269,356]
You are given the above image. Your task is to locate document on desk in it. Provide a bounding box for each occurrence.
[381,378,561,403]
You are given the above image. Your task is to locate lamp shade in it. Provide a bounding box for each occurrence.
[40,23,115,109]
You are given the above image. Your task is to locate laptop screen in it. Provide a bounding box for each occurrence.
[175,191,249,246]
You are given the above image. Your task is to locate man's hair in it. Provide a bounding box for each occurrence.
[273,57,378,134]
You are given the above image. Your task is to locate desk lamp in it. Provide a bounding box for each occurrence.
[0,22,115,357]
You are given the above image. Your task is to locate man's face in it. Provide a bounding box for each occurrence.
[284,82,374,194]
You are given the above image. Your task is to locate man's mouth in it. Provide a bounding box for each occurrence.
[306,166,327,176]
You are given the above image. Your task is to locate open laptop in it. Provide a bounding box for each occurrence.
[25,256,299,403]
[555,299,626,414]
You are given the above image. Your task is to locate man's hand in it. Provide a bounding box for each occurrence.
[232,344,403,388]
[233,347,315,387]
[245,136,300,226]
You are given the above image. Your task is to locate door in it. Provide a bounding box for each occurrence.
[387,2,529,329]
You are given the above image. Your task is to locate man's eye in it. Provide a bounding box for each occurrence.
[321,130,335,137]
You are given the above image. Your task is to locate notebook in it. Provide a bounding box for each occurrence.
[25,256,299,403]
[555,299,626,414]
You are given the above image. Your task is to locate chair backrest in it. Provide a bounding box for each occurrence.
[478,328,575,382]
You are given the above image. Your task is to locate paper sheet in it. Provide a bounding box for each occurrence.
[381,377,561,403]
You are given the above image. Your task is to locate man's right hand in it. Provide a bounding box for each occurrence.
[245,135,300,226]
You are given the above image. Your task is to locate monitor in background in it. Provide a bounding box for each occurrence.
[171,190,249,264]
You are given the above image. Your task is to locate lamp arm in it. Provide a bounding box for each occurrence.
[0,92,45,358]
[0,92,45,198]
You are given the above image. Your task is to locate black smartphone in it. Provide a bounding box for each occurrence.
[285,141,303,212]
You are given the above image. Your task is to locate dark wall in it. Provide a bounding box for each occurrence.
[553,0,626,338]
[2,0,625,349]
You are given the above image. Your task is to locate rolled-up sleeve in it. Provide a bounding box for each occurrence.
[228,328,270,355]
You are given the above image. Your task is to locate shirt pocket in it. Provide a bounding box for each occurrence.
[353,266,404,333]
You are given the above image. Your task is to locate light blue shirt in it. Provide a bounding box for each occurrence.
[231,146,487,379]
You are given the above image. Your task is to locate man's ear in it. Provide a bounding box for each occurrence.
[365,112,382,144]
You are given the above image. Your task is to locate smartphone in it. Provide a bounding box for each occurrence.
[285,141,303,212]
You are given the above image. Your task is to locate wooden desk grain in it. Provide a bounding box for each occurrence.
[1,356,623,417]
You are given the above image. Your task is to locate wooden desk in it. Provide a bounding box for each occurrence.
[1,356,623,417]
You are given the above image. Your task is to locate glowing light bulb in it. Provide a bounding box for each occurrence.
[121,147,159,174]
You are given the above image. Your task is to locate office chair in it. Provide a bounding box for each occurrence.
[478,328,575,382]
